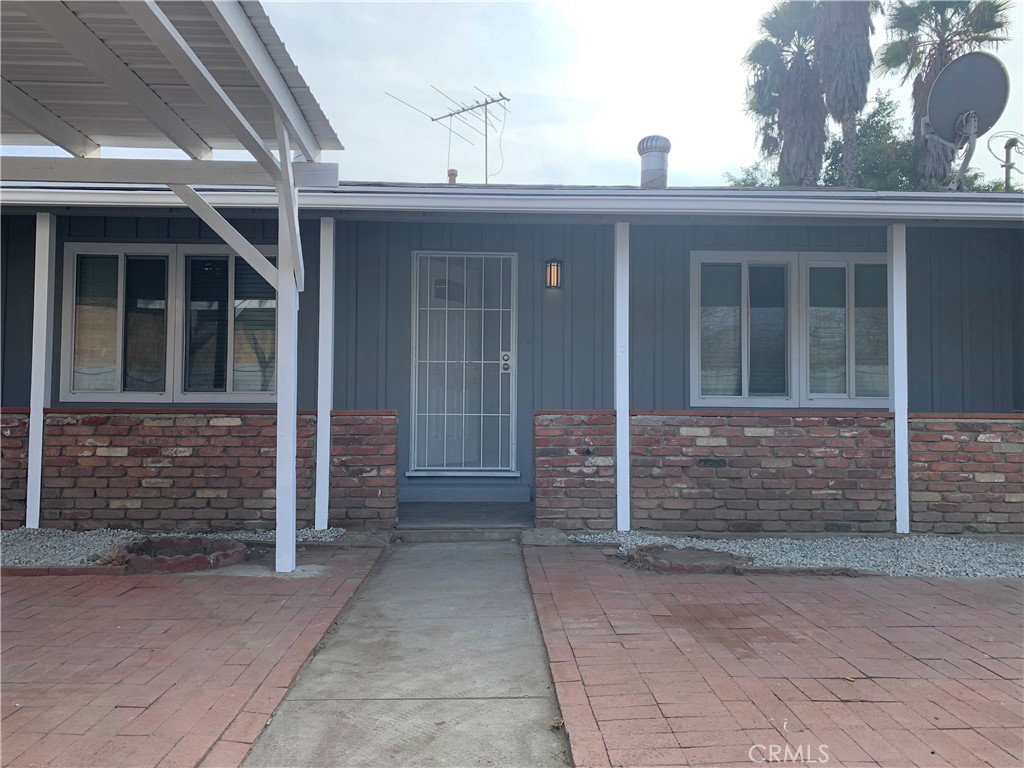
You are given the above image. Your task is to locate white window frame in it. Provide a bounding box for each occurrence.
[689,250,892,409]
[60,242,277,403]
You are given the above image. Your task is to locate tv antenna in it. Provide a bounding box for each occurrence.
[922,51,1010,191]
[386,88,510,183]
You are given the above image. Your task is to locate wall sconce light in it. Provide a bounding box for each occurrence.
[545,259,562,289]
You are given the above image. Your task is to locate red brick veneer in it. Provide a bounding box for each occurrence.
[631,412,896,533]
[1,411,29,529]
[10,410,397,531]
[534,410,897,533]
[329,411,398,529]
[534,412,616,530]
[909,416,1023,535]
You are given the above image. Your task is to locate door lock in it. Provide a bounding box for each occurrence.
[500,351,514,373]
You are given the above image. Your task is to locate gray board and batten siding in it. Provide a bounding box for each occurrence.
[907,226,1024,414]
[1,214,34,406]
[333,219,614,501]
[1,211,1022,503]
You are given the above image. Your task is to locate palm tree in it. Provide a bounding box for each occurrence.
[816,2,879,187]
[745,1,828,186]
[877,1,1012,188]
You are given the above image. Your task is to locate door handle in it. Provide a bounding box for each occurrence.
[500,351,514,373]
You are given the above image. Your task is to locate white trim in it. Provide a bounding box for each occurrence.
[409,250,518,474]
[204,0,325,161]
[122,0,280,179]
[1,157,338,188]
[26,213,56,529]
[18,1,212,160]
[315,217,335,530]
[614,222,630,532]
[2,185,1019,221]
[405,471,521,478]
[891,224,910,534]
[0,79,100,158]
[690,251,893,410]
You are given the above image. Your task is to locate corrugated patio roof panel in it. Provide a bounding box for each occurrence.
[0,0,342,152]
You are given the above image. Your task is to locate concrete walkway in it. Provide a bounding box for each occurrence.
[244,542,570,768]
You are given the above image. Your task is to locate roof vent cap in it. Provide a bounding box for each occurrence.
[637,135,671,189]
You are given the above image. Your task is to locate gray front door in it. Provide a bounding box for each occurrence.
[411,251,517,473]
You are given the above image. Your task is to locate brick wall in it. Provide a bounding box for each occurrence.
[6,410,398,532]
[910,416,1023,534]
[534,412,616,530]
[329,411,398,529]
[1,411,29,529]
[631,413,896,534]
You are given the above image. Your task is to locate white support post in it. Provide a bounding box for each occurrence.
[26,213,56,529]
[315,218,335,530]
[274,122,300,572]
[614,222,631,532]
[275,224,299,572]
[891,224,910,534]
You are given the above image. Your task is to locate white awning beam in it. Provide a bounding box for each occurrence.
[204,0,326,162]
[169,184,279,290]
[0,79,100,158]
[1,156,337,187]
[16,0,212,160]
[120,0,280,180]
[276,116,304,291]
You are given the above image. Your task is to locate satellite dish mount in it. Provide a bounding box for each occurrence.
[922,51,1010,192]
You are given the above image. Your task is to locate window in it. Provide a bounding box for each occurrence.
[61,244,276,402]
[690,252,890,408]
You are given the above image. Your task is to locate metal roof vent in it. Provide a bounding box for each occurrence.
[637,135,671,189]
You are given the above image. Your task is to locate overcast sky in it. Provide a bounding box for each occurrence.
[264,0,1024,187]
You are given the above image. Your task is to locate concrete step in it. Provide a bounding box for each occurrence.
[393,528,528,543]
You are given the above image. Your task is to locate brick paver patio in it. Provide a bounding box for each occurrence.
[526,545,1024,768]
[1,546,382,768]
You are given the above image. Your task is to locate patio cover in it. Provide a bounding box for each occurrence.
[0,0,343,572]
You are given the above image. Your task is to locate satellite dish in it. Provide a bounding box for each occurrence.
[922,51,1010,191]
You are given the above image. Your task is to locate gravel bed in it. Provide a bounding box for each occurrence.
[0,526,347,567]
[568,531,1024,579]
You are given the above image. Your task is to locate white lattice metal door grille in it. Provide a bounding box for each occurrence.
[411,252,517,473]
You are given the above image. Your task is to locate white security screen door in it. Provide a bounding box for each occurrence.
[412,252,517,472]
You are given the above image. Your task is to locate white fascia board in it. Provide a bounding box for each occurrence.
[120,1,280,180]
[204,0,325,160]
[1,80,100,158]
[0,184,1021,222]
[0,157,338,187]
[17,0,212,160]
